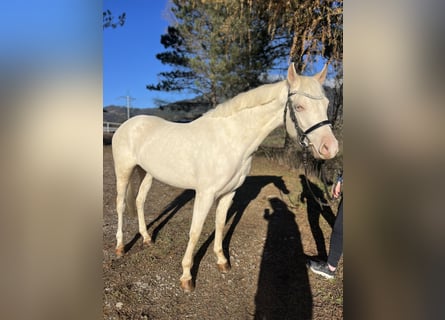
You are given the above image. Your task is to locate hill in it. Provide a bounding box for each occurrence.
[103,96,212,123]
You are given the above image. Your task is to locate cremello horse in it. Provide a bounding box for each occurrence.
[112,63,338,292]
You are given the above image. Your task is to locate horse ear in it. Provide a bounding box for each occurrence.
[314,64,328,84]
[287,63,300,86]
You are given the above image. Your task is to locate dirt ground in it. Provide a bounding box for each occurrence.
[103,145,343,319]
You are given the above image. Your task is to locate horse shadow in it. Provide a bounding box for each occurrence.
[299,174,336,260]
[123,189,196,253]
[123,175,291,288]
[254,197,312,319]
[191,175,290,283]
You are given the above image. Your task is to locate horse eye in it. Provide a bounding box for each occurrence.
[296,105,304,111]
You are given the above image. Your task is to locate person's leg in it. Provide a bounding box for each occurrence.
[327,198,343,270]
[308,198,343,279]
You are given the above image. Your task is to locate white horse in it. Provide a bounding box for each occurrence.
[112,63,338,292]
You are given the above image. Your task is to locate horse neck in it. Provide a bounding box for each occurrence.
[227,81,288,154]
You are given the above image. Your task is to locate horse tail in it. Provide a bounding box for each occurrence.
[125,179,137,217]
[124,165,145,217]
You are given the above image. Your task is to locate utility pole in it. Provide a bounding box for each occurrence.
[118,95,136,120]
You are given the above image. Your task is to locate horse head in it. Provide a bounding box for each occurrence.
[285,63,339,160]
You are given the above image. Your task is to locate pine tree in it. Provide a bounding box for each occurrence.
[148,0,276,106]
[146,26,197,93]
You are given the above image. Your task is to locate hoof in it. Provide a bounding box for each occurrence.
[180,279,195,293]
[142,239,153,247]
[115,246,124,258]
[217,262,231,273]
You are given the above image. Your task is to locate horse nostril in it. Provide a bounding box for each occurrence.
[320,143,330,155]
[319,139,338,158]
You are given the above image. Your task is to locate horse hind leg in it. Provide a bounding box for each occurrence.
[214,192,235,273]
[180,191,215,293]
[135,170,153,246]
[115,165,135,257]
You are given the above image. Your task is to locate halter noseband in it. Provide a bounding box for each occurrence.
[285,90,332,148]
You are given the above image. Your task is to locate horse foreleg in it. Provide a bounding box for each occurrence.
[214,191,235,273]
[180,191,214,293]
[136,173,153,246]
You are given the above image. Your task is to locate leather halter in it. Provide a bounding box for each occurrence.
[285,90,332,148]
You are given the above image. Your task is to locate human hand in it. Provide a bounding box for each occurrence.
[332,181,342,198]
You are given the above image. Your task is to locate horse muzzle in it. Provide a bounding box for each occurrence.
[316,135,339,159]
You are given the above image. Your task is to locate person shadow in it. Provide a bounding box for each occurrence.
[254,197,312,319]
[191,176,290,283]
[299,174,336,260]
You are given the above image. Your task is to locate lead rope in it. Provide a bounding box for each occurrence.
[277,147,338,209]
[301,147,337,207]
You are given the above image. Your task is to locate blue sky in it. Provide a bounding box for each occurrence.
[103,0,194,108]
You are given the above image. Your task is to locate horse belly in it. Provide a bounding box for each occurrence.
[137,143,200,190]
[138,157,198,190]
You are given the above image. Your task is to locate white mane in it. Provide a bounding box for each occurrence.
[204,80,288,118]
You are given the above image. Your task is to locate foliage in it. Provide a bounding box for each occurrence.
[148,0,342,107]
[148,0,277,106]
[263,0,343,73]
[103,9,126,29]
[146,26,198,93]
